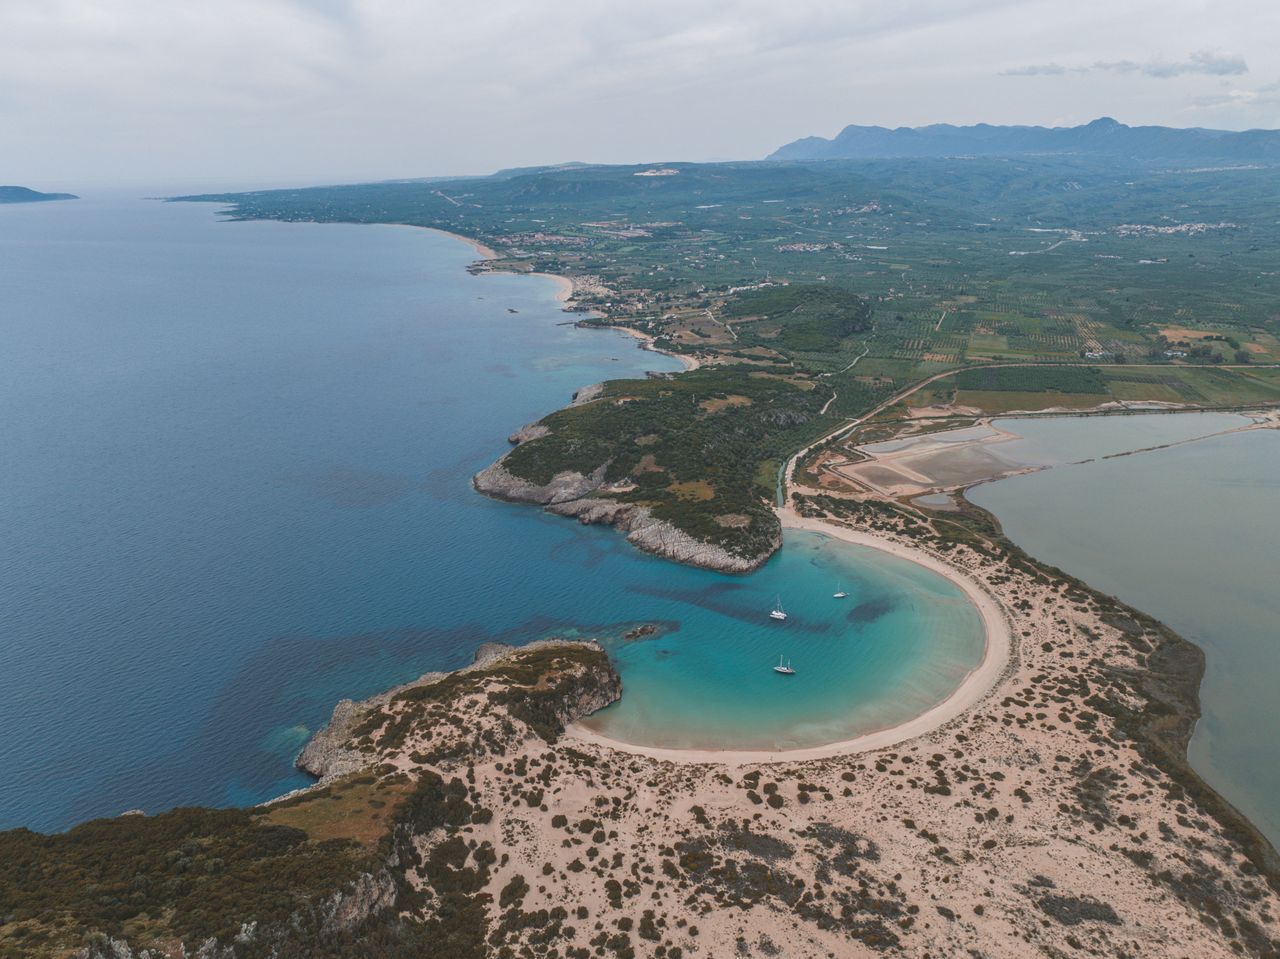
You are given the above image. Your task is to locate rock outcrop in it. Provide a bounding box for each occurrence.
[295,696,384,782]
[472,460,609,505]
[297,639,620,781]
[319,870,399,936]
[570,382,604,406]
[507,422,550,445]
[547,498,776,572]
[474,449,779,572]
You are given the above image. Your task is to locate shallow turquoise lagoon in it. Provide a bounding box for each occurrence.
[0,194,982,831]
[585,531,985,750]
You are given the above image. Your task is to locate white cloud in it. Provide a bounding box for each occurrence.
[1000,63,1068,76]
[1124,50,1247,77]
[0,0,1276,185]
[1005,50,1248,80]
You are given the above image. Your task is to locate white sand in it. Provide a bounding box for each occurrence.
[564,506,1011,764]
[615,324,701,370]
[425,226,498,260]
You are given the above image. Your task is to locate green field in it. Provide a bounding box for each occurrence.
[179,155,1280,554]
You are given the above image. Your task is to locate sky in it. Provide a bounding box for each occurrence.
[2,0,1279,189]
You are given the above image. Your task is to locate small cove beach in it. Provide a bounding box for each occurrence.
[568,505,1010,763]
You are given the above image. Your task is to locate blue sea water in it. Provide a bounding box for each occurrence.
[0,194,984,832]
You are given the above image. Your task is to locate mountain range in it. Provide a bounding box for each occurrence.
[768,117,1280,162]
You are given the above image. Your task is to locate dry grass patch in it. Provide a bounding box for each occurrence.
[1159,326,1220,342]
[748,371,816,390]
[698,394,754,413]
[670,480,716,501]
[265,773,415,848]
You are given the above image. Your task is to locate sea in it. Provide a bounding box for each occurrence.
[968,413,1280,847]
[0,194,984,832]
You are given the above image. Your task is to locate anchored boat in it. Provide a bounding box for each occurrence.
[769,596,788,621]
[773,655,795,675]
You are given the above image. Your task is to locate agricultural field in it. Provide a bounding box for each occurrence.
[181,155,1280,555]
[892,365,1280,416]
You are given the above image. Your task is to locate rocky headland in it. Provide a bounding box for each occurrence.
[473,447,776,573]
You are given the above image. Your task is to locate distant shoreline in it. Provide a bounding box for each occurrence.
[426,226,701,372]
[422,226,497,260]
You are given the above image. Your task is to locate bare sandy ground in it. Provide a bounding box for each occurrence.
[565,506,1010,764]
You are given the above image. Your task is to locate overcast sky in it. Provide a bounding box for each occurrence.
[3,0,1278,189]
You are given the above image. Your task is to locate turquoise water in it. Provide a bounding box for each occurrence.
[585,533,984,750]
[0,194,984,832]
[968,415,1280,846]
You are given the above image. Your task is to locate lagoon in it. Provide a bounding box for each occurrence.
[968,414,1280,846]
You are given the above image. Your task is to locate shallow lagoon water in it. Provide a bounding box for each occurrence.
[0,195,985,831]
[969,414,1280,846]
[584,532,984,750]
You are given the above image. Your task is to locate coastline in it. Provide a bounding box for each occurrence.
[565,504,1011,764]
[615,324,702,370]
[425,225,702,372]
[422,225,497,259]
[533,270,576,304]
[373,221,1276,869]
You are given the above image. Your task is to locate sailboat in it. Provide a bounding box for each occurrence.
[769,596,787,621]
[773,655,795,675]
[833,584,848,599]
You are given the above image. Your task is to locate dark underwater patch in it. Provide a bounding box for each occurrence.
[848,596,895,624]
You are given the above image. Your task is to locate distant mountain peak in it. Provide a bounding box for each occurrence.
[767,118,1280,162]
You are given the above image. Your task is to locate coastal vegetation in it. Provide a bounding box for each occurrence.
[498,366,837,559]
[792,489,1280,891]
[0,643,618,958]
[0,797,379,955]
[178,153,1280,567]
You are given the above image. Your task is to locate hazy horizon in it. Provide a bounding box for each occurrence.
[4,0,1279,189]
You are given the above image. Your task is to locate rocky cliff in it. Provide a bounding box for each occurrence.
[298,639,621,781]
[471,459,608,505]
[11,640,626,959]
[474,434,777,572]
[506,422,549,445]
[547,498,777,572]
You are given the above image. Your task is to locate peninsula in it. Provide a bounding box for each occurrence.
[8,519,1277,956]
[0,185,78,204]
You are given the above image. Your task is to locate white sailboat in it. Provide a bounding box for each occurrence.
[769,595,787,621]
[773,655,795,675]
[833,584,848,599]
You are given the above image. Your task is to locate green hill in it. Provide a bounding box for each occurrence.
[0,185,78,204]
